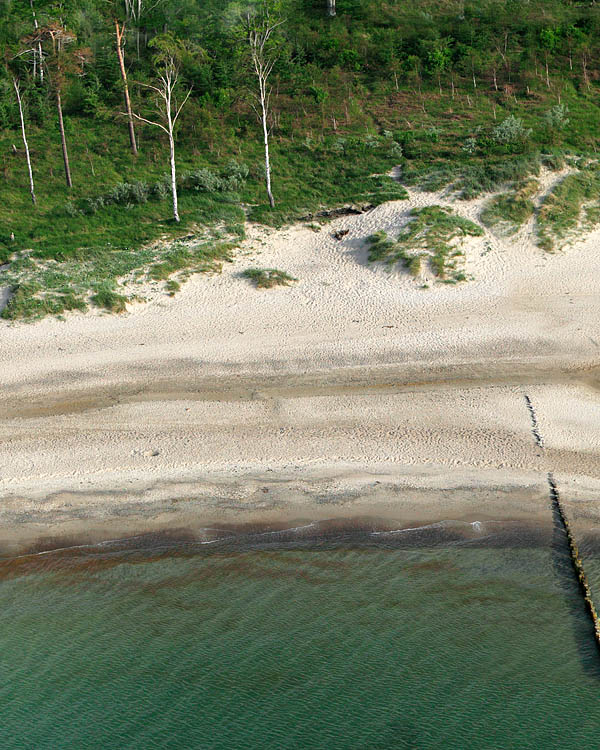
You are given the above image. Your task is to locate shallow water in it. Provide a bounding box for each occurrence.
[1,521,599,749]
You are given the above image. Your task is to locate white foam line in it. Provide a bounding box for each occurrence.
[255,522,317,537]
[371,519,486,536]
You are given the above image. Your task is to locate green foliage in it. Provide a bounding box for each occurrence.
[367,206,483,281]
[241,267,297,288]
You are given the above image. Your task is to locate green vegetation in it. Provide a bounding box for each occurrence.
[91,286,128,313]
[481,179,539,235]
[241,268,297,289]
[0,0,599,317]
[537,164,600,251]
[367,206,484,281]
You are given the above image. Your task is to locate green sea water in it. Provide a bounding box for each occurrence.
[0,521,599,749]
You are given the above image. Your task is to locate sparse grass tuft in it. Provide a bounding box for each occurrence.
[241,268,297,289]
[481,179,538,235]
[165,279,181,296]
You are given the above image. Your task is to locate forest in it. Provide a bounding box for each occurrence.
[1,0,600,318]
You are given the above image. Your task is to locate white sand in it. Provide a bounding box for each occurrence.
[2,170,600,551]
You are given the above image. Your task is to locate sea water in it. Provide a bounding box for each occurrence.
[1,520,599,749]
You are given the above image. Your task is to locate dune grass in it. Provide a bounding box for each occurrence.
[481,179,539,235]
[241,268,297,289]
[368,206,483,282]
[537,165,600,251]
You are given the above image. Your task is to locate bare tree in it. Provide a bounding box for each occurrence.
[13,78,36,205]
[115,19,138,155]
[243,3,284,209]
[327,0,336,17]
[131,37,190,222]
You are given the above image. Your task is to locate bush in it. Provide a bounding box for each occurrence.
[545,104,569,131]
[492,115,532,145]
[185,167,224,192]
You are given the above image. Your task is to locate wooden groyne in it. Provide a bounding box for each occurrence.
[524,393,600,651]
[547,473,600,650]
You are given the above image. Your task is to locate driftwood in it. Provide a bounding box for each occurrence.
[333,229,349,241]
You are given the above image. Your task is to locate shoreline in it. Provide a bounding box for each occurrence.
[0,464,598,558]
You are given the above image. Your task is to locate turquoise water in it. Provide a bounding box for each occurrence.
[1,523,599,749]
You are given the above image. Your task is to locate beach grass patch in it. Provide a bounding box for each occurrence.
[241,268,297,289]
[91,286,128,313]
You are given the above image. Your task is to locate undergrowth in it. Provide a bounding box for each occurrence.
[0,234,236,320]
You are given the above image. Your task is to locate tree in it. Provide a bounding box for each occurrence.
[12,78,36,205]
[115,19,138,155]
[327,0,336,17]
[131,34,191,222]
[242,1,284,209]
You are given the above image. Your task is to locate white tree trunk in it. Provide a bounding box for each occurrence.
[260,87,274,209]
[169,130,179,222]
[13,80,36,206]
[327,0,336,16]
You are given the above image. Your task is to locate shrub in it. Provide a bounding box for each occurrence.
[185,167,224,192]
[544,104,569,130]
[492,115,532,145]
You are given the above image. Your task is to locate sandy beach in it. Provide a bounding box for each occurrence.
[2,172,600,555]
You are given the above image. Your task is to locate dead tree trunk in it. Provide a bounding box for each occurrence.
[56,86,72,188]
[29,0,44,82]
[13,79,36,205]
[115,20,138,155]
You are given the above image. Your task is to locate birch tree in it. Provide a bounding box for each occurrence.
[131,35,190,222]
[327,0,336,17]
[12,78,37,206]
[242,2,284,209]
